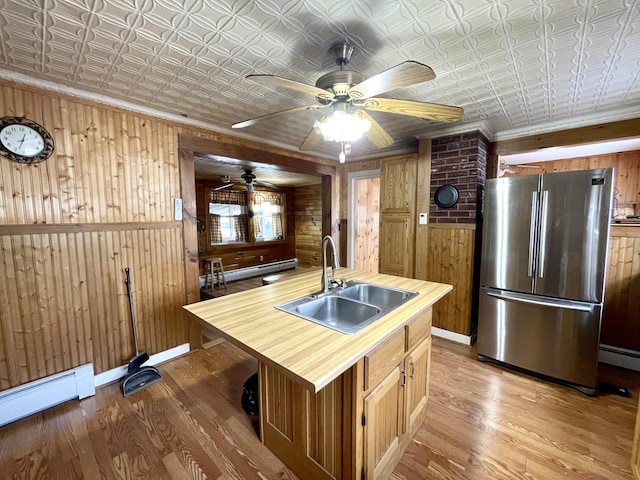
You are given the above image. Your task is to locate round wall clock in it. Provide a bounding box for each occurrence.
[0,116,55,164]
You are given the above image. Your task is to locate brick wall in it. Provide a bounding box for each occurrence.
[430,131,488,223]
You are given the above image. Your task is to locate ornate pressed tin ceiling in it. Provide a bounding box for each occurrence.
[0,0,638,164]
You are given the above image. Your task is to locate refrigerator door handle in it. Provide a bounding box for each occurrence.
[528,192,538,278]
[486,289,594,312]
[537,190,549,278]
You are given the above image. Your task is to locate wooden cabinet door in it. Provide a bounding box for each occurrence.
[379,213,414,277]
[404,337,432,435]
[363,364,404,480]
[379,155,417,278]
[380,155,417,213]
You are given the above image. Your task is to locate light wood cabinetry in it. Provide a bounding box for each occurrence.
[259,308,432,480]
[362,322,432,479]
[379,155,417,277]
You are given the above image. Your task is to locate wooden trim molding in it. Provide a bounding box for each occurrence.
[610,226,640,238]
[428,223,477,230]
[0,221,181,236]
[495,118,640,156]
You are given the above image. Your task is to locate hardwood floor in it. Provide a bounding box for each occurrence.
[1,276,639,479]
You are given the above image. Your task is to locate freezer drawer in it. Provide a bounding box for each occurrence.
[477,287,602,389]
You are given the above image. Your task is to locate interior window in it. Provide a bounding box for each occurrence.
[209,190,248,244]
[253,192,285,241]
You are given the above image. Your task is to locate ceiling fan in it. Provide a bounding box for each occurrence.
[498,158,542,177]
[213,169,279,192]
[231,42,464,158]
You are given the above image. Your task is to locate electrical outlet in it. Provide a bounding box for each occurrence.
[419,212,428,225]
[259,255,264,261]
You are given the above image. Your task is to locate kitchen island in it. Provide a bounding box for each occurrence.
[183,269,451,480]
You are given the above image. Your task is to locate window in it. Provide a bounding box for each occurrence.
[209,190,248,244]
[253,192,285,241]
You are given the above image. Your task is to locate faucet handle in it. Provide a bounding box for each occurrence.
[330,277,347,288]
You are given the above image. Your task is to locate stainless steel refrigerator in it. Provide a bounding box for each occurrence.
[477,168,614,395]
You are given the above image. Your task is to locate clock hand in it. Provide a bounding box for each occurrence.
[18,134,26,148]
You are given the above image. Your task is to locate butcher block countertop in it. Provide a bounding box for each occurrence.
[183,269,452,393]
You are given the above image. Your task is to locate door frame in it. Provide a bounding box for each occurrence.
[347,169,381,269]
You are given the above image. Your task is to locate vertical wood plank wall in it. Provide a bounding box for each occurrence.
[353,177,380,272]
[294,184,323,267]
[604,227,640,351]
[0,80,333,391]
[425,224,476,335]
[0,83,187,389]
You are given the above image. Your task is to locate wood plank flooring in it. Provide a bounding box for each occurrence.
[1,276,639,479]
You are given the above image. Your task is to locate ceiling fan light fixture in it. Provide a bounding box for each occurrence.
[313,111,371,143]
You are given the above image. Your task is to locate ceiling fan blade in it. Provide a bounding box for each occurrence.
[213,183,235,191]
[247,74,334,100]
[360,98,463,123]
[348,61,436,100]
[254,180,281,190]
[356,110,394,148]
[299,117,326,151]
[232,104,329,129]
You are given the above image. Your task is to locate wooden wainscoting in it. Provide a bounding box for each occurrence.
[0,223,187,390]
[603,226,640,352]
[425,223,476,336]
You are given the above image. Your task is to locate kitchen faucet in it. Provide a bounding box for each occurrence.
[321,235,343,294]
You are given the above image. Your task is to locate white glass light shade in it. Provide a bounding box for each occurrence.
[314,111,371,143]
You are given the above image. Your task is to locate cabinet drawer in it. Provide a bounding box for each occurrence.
[364,329,405,391]
[405,308,431,353]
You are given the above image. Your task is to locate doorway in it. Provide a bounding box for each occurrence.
[347,170,381,272]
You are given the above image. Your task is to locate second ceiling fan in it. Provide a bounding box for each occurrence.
[214,169,279,192]
[232,42,464,160]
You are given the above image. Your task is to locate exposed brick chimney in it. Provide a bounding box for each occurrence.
[430,131,488,223]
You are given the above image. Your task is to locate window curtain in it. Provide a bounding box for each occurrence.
[234,214,247,241]
[254,191,283,206]
[210,214,222,243]
[209,190,247,205]
[271,213,283,237]
[253,215,261,237]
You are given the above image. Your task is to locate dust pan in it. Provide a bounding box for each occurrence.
[120,267,162,396]
[121,365,163,397]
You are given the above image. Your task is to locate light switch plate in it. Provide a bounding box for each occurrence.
[174,198,183,221]
[419,212,428,225]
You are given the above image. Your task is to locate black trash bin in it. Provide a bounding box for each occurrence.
[241,373,259,417]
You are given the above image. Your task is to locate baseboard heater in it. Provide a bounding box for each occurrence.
[599,344,640,372]
[0,364,95,427]
[200,257,298,286]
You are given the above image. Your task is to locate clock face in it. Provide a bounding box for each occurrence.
[1,124,45,157]
[0,117,54,164]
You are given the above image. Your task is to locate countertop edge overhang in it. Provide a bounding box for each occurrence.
[183,269,452,393]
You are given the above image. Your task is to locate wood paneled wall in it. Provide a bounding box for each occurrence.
[0,83,186,389]
[425,224,476,335]
[295,184,323,267]
[0,80,334,391]
[603,227,640,351]
[353,177,380,273]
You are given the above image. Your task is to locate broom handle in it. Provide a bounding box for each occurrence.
[124,268,140,356]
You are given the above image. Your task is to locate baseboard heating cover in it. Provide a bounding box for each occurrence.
[0,364,95,427]
[200,257,298,286]
[599,344,640,372]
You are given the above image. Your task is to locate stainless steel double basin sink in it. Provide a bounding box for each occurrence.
[275,280,418,334]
